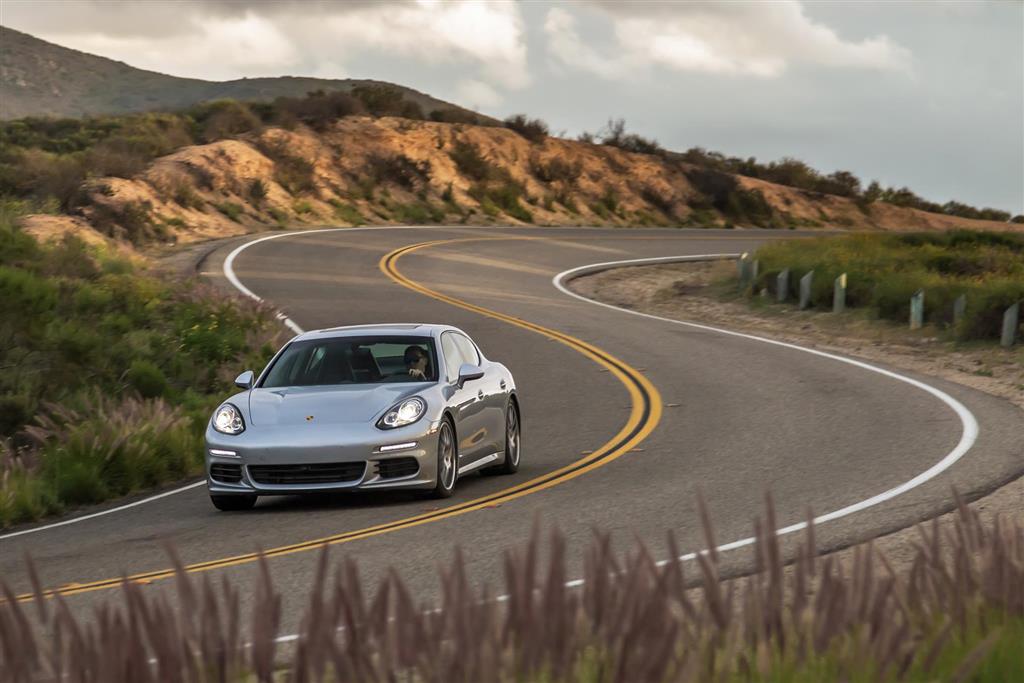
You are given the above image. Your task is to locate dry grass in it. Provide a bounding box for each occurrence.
[2,494,1021,682]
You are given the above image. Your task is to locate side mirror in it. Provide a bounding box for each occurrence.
[456,363,484,388]
[234,370,255,390]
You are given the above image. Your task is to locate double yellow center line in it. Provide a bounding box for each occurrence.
[17,236,661,603]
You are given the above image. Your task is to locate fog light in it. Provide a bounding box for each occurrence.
[209,449,239,458]
[378,442,417,453]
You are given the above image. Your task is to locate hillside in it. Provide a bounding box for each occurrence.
[0,26,489,121]
[18,115,1016,250]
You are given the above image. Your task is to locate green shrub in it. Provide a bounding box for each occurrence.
[84,138,149,178]
[126,359,169,398]
[392,201,445,224]
[752,231,1024,341]
[268,207,288,227]
[264,90,365,131]
[449,140,496,182]
[640,185,675,216]
[256,139,316,195]
[352,84,424,119]
[248,178,268,205]
[596,118,663,155]
[16,394,200,512]
[160,215,186,229]
[89,200,167,245]
[503,114,549,143]
[468,181,532,223]
[555,190,578,214]
[367,154,431,190]
[529,155,582,185]
[214,202,243,222]
[684,167,777,227]
[292,200,314,215]
[193,100,262,142]
[172,181,203,209]
[0,266,58,316]
[440,183,455,204]
[328,198,364,225]
[429,107,488,125]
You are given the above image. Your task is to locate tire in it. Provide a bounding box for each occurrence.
[430,418,457,498]
[484,399,520,475]
[210,494,258,511]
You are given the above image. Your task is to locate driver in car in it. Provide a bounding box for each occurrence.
[404,345,430,380]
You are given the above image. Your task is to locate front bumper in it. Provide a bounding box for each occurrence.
[204,419,441,495]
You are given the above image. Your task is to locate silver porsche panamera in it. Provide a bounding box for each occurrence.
[204,324,521,510]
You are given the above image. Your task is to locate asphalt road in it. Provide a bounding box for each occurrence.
[2,226,1021,636]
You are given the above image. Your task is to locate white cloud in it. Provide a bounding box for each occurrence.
[545,1,912,79]
[309,0,529,90]
[544,7,629,80]
[37,13,301,80]
[455,79,503,108]
[4,0,529,90]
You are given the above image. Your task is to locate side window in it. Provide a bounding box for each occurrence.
[452,333,480,365]
[440,333,462,383]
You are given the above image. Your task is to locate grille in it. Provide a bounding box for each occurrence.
[376,457,419,479]
[248,461,366,485]
[210,463,242,484]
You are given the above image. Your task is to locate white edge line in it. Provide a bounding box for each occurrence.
[0,481,207,541]
[551,254,980,565]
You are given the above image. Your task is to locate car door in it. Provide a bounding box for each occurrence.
[452,332,505,456]
[441,332,489,464]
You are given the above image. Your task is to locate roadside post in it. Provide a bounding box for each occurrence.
[953,294,967,328]
[1001,301,1020,348]
[799,271,814,310]
[777,269,790,302]
[751,260,760,284]
[737,253,749,291]
[833,273,847,313]
[910,290,924,330]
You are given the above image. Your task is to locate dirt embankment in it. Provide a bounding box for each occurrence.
[23,116,1018,247]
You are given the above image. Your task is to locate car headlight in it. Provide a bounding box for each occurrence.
[212,403,245,435]
[377,397,426,430]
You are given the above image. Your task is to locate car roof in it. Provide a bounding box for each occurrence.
[295,323,461,342]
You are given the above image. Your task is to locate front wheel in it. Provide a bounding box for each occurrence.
[210,494,258,511]
[430,419,457,498]
[484,400,520,475]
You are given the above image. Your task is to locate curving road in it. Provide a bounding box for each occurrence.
[3,226,1021,634]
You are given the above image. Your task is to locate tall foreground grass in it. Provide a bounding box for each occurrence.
[2,496,1021,682]
[0,203,281,526]
[752,231,1024,341]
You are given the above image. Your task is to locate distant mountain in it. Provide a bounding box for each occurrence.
[0,25,486,121]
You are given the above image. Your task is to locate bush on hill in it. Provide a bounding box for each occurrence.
[684,167,776,227]
[503,114,549,143]
[596,118,664,155]
[680,147,1012,222]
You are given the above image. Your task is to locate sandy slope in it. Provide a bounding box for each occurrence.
[23,116,1018,246]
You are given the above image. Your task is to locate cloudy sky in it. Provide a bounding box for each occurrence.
[3,0,1022,213]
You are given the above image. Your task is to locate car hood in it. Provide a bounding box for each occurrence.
[248,384,427,426]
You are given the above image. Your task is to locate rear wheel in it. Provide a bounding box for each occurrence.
[210,494,257,511]
[484,400,520,475]
[430,418,457,498]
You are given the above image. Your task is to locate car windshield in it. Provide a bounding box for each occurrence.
[260,336,438,387]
